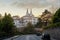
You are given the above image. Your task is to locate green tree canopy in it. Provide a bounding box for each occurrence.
[43,8,60,29]
[23,22,34,34]
[2,13,15,34]
[0,19,2,32]
[35,18,42,28]
[53,8,60,23]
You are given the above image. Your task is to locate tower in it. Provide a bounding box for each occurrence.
[30,9,32,14]
[26,9,34,16]
[29,9,34,16]
[26,9,29,15]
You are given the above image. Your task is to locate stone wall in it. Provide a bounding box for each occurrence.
[44,27,60,40]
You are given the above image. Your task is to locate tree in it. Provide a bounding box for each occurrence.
[2,13,15,35]
[43,8,60,29]
[0,14,2,19]
[23,22,34,34]
[53,8,60,23]
[35,18,42,28]
[0,19,2,32]
[0,14,2,31]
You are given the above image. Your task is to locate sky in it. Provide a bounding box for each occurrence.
[0,0,60,17]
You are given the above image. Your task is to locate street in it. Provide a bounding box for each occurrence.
[4,34,42,40]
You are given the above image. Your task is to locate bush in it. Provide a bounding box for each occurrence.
[43,22,60,29]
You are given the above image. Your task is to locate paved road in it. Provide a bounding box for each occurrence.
[4,34,56,40]
[4,34,42,40]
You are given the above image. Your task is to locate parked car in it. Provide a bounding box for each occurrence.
[41,33,51,40]
[36,32,42,36]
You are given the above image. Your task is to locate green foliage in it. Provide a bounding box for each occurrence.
[23,22,35,34]
[44,8,60,29]
[0,14,3,32]
[43,22,60,29]
[52,8,60,23]
[35,18,42,28]
[2,13,15,34]
[0,19,2,31]
[0,13,17,37]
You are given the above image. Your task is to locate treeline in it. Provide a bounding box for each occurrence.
[0,13,18,38]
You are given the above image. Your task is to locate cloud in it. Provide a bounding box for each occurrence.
[0,0,60,9]
[11,0,52,8]
[46,0,56,2]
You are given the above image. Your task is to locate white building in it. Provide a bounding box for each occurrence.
[13,16,23,28]
[22,9,38,26]
[13,9,38,28]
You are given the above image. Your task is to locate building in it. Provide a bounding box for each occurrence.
[13,16,23,28]
[22,9,38,26]
[13,9,38,28]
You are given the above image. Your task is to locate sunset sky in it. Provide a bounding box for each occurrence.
[0,0,60,17]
